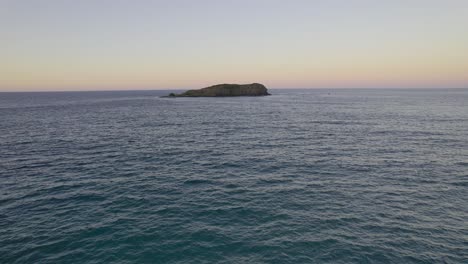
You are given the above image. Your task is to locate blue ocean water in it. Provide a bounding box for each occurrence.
[1,89,467,263]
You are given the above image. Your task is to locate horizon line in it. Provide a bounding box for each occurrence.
[1,87,467,93]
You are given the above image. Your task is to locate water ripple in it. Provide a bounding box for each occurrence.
[1,89,467,263]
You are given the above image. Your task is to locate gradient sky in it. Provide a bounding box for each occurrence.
[1,0,468,91]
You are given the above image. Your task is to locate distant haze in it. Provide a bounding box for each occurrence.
[1,0,467,91]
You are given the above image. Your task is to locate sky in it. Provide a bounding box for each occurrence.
[1,0,468,91]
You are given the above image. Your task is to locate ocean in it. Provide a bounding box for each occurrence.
[1,89,467,263]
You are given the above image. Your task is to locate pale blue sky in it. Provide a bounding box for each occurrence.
[1,0,467,91]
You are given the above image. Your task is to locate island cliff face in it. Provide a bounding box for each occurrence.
[170,83,270,97]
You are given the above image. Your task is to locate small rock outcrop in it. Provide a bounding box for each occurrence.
[168,83,270,97]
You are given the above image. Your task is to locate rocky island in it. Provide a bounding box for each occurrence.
[167,83,270,97]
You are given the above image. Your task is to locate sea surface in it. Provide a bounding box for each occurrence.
[1,89,467,263]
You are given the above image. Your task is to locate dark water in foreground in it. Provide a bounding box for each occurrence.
[1,89,467,263]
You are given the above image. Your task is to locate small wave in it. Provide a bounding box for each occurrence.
[256,178,293,185]
[224,183,239,189]
[450,181,468,187]
[183,179,214,185]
